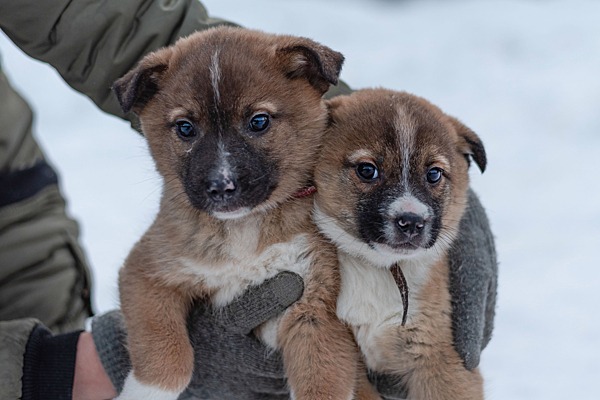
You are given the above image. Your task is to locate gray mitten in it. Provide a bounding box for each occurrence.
[371,188,498,398]
[92,271,303,400]
[448,188,497,370]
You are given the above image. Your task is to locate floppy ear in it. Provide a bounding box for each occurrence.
[112,48,173,114]
[277,38,344,95]
[450,117,487,173]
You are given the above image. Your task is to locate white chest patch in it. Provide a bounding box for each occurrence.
[336,251,433,370]
[180,234,312,307]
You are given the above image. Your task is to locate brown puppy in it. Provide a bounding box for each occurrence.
[112,27,360,400]
[314,88,487,400]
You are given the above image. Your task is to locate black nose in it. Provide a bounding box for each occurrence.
[396,213,425,236]
[206,177,237,201]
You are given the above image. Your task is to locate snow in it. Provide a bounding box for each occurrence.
[1,0,599,398]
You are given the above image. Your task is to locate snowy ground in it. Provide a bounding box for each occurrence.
[1,0,599,398]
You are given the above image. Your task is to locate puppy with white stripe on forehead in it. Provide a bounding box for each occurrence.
[314,88,487,399]
[112,27,367,400]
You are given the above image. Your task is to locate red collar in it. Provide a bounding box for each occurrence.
[293,185,317,198]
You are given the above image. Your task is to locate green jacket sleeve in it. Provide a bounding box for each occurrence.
[0,319,83,400]
[0,319,38,400]
[0,0,234,120]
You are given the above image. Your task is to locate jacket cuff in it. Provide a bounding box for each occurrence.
[22,325,82,400]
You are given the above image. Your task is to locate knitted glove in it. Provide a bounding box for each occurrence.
[371,188,498,398]
[92,271,303,400]
[448,188,497,370]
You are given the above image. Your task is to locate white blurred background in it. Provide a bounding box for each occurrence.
[1,0,599,398]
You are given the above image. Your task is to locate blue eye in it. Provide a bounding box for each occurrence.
[175,120,196,139]
[427,167,443,184]
[356,163,379,182]
[249,114,270,133]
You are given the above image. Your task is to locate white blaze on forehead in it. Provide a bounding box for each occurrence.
[217,139,233,180]
[394,105,416,187]
[209,49,221,106]
[209,49,230,179]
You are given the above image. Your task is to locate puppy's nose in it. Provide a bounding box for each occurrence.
[396,213,425,236]
[206,177,237,201]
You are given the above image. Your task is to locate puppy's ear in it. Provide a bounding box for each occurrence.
[324,96,346,127]
[112,48,173,114]
[277,39,344,95]
[450,117,487,173]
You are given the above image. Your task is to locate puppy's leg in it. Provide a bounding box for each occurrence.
[279,304,359,400]
[403,352,484,400]
[118,264,195,400]
[377,325,484,400]
[278,245,359,400]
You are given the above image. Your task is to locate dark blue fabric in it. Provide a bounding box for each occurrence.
[0,161,58,207]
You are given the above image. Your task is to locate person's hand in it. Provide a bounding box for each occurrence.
[447,188,497,370]
[72,331,117,400]
[91,271,303,400]
[369,189,498,399]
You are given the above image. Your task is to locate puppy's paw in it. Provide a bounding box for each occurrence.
[115,373,181,400]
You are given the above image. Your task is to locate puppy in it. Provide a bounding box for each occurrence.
[112,27,361,400]
[314,88,487,399]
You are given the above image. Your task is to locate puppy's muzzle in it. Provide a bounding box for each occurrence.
[393,212,430,247]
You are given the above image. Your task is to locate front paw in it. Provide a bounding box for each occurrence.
[116,373,182,400]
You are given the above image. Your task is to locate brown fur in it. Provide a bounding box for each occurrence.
[376,256,483,399]
[314,88,486,399]
[115,27,361,399]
